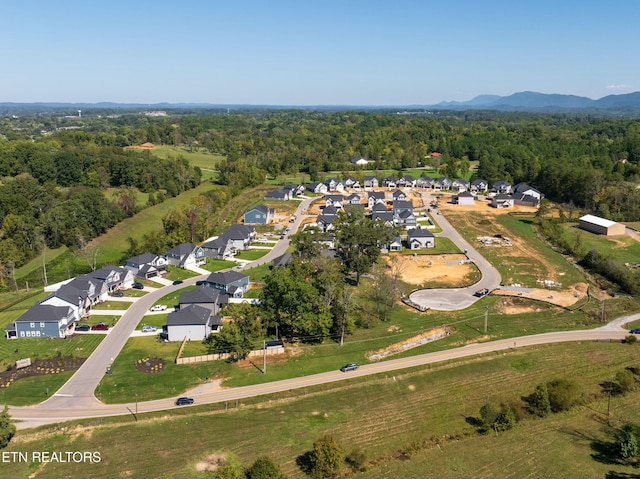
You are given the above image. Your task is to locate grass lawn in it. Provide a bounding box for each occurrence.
[234,249,270,261]
[241,262,272,283]
[201,259,237,272]
[91,301,132,311]
[163,268,199,282]
[153,285,196,309]
[95,336,233,403]
[5,342,640,478]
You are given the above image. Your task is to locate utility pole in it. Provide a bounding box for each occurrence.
[601,295,606,322]
[484,306,489,334]
[263,340,266,374]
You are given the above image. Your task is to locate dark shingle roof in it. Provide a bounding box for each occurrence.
[179,286,221,304]
[206,270,248,286]
[167,305,211,327]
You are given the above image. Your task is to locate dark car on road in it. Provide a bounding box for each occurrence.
[75,324,91,332]
[91,322,109,331]
[172,280,184,285]
[340,362,358,372]
[630,328,640,334]
[175,397,194,406]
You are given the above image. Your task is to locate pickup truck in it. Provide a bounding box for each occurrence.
[474,288,489,297]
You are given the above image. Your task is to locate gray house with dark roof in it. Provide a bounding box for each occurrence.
[41,283,92,321]
[164,243,206,268]
[6,304,76,339]
[204,270,249,298]
[166,305,221,341]
[65,274,108,305]
[264,188,290,201]
[179,285,226,314]
[125,253,168,279]
[201,236,234,260]
[89,265,134,292]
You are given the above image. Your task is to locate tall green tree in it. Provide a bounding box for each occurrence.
[334,207,395,285]
[260,260,332,340]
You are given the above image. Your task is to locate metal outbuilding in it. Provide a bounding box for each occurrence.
[578,214,626,236]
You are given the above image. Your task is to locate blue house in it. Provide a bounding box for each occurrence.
[6,304,76,339]
[204,271,250,298]
[244,205,275,224]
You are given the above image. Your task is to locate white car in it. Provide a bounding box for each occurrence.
[141,325,157,333]
[150,305,167,312]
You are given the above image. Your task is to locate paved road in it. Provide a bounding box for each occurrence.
[409,192,502,310]
[10,317,639,429]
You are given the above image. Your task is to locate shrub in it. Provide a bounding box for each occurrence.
[547,379,582,412]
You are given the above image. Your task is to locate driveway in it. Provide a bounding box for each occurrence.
[409,190,502,310]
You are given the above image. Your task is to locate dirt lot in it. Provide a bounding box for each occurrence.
[438,193,538,215]
[386,253,478,287]
[493,282,589,307]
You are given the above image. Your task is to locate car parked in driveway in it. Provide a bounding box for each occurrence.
[340,362,358,372]
[132,282,144,290]
[75,324,91,332]
[630,328,640,334]
[141,325,157,333]
[91,322,109,331]
[111,291,124,298]
[172,280,183,285]
[150,305,167,312]
[175,397,194,406]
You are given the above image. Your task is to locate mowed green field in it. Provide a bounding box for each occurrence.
[151,145,224,180]
[3,342,640,478]
[563,222,640,264]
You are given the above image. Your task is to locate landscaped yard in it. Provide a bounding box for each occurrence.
[0,334,104,405]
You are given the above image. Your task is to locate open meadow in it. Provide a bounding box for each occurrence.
[3,341,640,478]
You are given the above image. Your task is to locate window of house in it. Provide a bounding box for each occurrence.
[36,331,41,337]
[40,322,45,328]
[30,322,35,328]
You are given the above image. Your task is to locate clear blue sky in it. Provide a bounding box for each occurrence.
[2,0,638,105]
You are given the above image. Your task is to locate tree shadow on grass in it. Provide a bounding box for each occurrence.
[591,437,624,466]
[296,451,314,476]
[605,472,640,479]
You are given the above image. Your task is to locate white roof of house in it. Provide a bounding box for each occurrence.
[579,214,618,228]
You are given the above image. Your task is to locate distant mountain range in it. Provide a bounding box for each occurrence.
[2,91,640,114]
[432,91,640,112]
